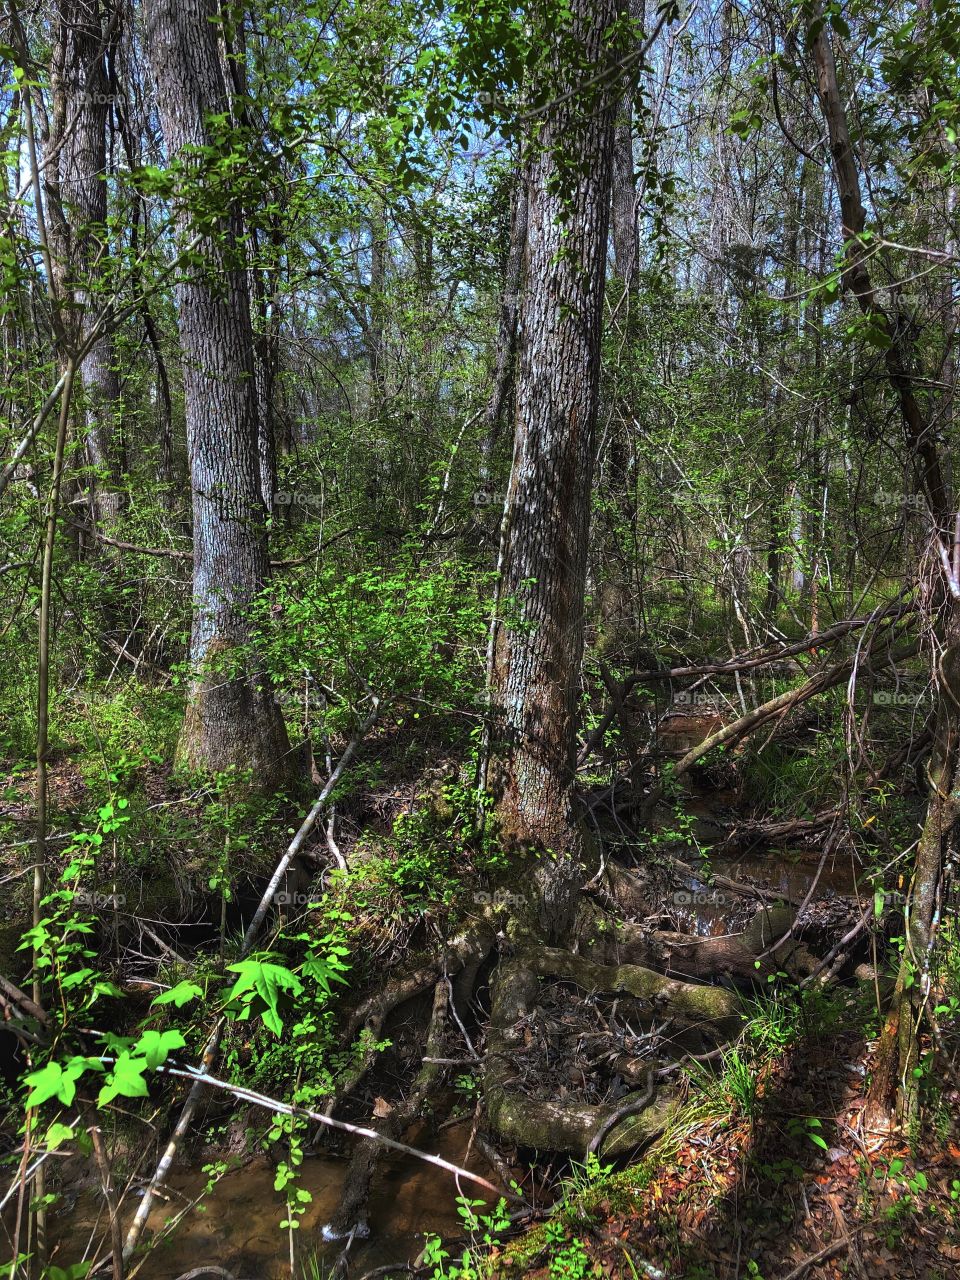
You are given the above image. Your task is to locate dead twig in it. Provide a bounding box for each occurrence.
[776,1237,849,1280]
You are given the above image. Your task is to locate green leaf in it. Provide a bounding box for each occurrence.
[829,14,851,39]
[61,968,96,990]
[135,1028,186,1070]
[24,1063,75,1109]
[92,981,124,1000]
[97,1053,149,1106]
[302,948,349,995]
[24,1056,99,1109]
[225,959,304,1036]
[45,1122,75,1152]
[152,981,204,1008]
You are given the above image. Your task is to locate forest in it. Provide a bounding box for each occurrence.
[1,0,959,1277]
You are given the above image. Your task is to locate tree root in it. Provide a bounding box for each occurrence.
[583,902,820,986]
[325,977,469,1240]
[482,948,736,1156]
[344,926,495,1043]
[323,925,495,1122]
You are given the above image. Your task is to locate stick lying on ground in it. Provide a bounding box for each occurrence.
[580,603,916,763]
[157,1063,509,1199]
[641,634,920,817]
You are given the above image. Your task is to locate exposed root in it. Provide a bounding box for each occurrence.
[586,892,830,986]
[344,925,496,1042]
[324,980,453,1240]
[587,1067,656,1156]
[482,948,734,1156]
[325,925,495,1120]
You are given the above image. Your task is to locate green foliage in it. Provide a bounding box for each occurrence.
[254,559,489,730]
[421,1197,511,1279]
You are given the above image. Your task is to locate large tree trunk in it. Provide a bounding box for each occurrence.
[490,0,625,942]
[48,0,124,531]
[146,0,292,790]
[219,7,279,512]
[610,0,645,299]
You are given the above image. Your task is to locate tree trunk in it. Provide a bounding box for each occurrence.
[491,0,625,942]
[219,7,279,512]
[48,0,125,532]
[146,0,292,790]
[610,0,645,299]
[810,9,955,1132]
[479,164,528,478]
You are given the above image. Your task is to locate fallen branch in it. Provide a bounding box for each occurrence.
[0,973,51,1027]
[156,1062,507,1200]
[776,1237,848,1280]
[65,522,355,569]
[642,636,920,814]
[242,697,379,951]
[323,980,451,1239]
[171,1270,239,1280]
[580,605,915,762]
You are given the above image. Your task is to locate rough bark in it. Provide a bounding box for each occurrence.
[47,0,125,531]
[219,8,279,511]
[479,165,529,478]
[490,0,626,941]
[610,0,645,298]
[146,0,292,790]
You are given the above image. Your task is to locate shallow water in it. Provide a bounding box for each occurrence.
[43,740,859,1276]
[47,1118,506,1279]
[670,848,864,935]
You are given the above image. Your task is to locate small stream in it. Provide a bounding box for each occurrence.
[669,848,864,935]
[44,741,862,1277]
[49,1118,506,1279]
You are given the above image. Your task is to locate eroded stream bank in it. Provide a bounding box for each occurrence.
[43,821,866,1278]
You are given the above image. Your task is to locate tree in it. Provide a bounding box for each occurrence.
[809,2,956,1130]
[47,0,125,533]
[490,0,627,941]
[145,0,292,789]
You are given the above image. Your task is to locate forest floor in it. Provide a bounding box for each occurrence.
[3,704,960,1280]
[498,1021,960,1280]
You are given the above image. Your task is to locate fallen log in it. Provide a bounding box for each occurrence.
[579,605,916,763]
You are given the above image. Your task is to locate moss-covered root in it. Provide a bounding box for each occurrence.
[483,949,738,1157]
[530,948,741,1030]
[582,904,820,985]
